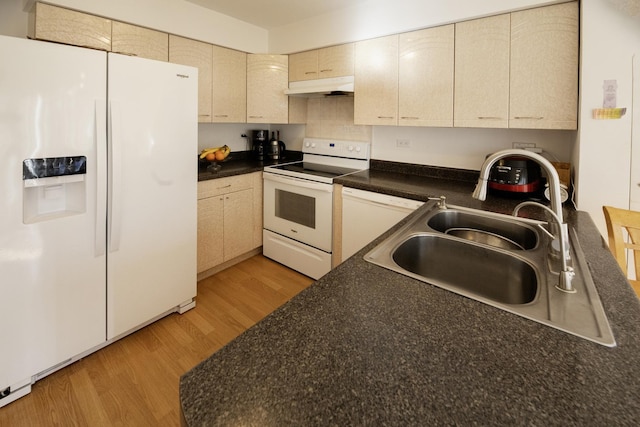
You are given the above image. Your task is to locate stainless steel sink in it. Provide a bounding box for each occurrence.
[427,209,539,250]
[393,234,538,304]
[364,200,616,347]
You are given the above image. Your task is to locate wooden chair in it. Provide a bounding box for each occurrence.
[603,205,640,297]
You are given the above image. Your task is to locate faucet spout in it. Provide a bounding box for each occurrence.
[473,149,574,293]
[473,149,564,224]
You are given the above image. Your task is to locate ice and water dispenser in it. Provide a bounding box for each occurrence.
[22,156,87,223]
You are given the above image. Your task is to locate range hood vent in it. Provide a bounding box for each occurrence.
[284,76,354,97]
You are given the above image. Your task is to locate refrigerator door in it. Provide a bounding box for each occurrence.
[0,36,107,395]
[106,54,197,339]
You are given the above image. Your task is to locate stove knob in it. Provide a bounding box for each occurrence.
[305,141,311,148]
[348,145,354,152]
[311,142,316,148]
[355,146,361,152]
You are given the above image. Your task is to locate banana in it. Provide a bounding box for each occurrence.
[199,146,221,159]
[199,145,231,160]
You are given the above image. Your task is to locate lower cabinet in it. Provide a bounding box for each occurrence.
[197,172,262,274]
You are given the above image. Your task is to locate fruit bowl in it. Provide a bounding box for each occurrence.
[198,145,231,172]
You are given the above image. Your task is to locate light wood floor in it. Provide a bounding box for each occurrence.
[0,255,312,426]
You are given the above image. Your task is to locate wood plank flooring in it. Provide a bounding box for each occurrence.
[0,255,312,426]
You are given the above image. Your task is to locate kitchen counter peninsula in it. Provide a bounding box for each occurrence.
[181,162,640,426]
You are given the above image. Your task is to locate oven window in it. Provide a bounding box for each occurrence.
[275,189,316,229]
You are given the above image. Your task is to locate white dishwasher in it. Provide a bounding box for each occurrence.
[341,187,423,261]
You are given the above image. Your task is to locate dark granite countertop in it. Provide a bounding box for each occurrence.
[182,160,640,426]
[197,150,302,182]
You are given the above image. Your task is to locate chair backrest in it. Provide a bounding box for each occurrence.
[603,205,640,278]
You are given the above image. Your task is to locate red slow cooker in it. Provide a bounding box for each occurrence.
[488,156,542,193]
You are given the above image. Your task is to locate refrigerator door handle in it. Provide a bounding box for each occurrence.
[108,100,123,252]
[95,100,107,256]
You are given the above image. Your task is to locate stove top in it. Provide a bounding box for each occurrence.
[268,161,362,180]
[263,138,371,184]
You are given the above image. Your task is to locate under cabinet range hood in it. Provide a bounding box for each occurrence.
[284,75,354,97]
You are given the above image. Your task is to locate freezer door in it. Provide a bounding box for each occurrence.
[107,53,198,339]
[0,36,107,395]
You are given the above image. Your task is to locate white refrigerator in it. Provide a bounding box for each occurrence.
[0,35,197,406]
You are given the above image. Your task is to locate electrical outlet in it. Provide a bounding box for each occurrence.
[396,139,411,149]
[513,142,536,149]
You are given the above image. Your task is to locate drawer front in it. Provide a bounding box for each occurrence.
[198,173,254,199]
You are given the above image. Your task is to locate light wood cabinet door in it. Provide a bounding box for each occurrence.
[212,46,247,123]
[354,35,399,126]
[318,43,355,79]
[112,21,168,61]
[509,2,579,130]
[197,173,260,273]
[252,172,263,248]
[454,14,510,128]
[197,195,224,273]
[223,189,254,261]
[169,35,213,123]
[399,25,454,127]
[289,44,355,82]
[28,2,111,51]
[247,54,289,124]
[289,50,319,82]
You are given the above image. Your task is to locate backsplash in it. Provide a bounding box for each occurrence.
[200,98,575,172]
[305,97,371,142]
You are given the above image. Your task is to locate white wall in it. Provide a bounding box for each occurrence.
[269,0,565,53]
[575,0,640,236]
[372,127,574,171]
[6,0,268,52]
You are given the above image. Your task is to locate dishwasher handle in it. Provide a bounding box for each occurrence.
[342,187,423,210]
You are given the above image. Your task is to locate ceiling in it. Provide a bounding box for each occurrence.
[185,0,371,29]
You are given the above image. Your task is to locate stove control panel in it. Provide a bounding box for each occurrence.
[302,138,370,160]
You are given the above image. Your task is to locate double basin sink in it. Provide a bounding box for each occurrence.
[364,200,615,347]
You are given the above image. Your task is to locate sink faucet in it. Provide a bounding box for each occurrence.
[472,149,575,293]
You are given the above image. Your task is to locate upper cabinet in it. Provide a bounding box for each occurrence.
[212,46,247,123]
[247,54,289,124]
[354,35,399,126]
[28,2,112,51]
[112,22,168,61]
[355,26,455,128]
[289,44,355,82]
[169,35,213,123]
[454,14,511,128]
[289,50,318,82]
[399,25,454,127]
[509,2,579,130]
[26,1,578,130]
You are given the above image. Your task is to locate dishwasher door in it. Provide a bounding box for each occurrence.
[341,187,423,261]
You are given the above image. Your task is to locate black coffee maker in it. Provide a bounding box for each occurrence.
[252,130,269,160]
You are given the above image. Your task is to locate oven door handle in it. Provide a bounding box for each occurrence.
[264,173,334,193]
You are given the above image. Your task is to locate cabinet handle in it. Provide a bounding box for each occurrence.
[304,71,317,75]
[199,114,211,118]
[377,116,395,119]
[217,184,232,190]
[248,115,264,119]
[477,116,502,120]
[400,116,420,120]
[513,116,544,120]
[113,51,137,57]
[319,69,333,73]
[214,115,228,118]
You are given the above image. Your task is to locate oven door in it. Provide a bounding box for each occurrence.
[263,172,333,252]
